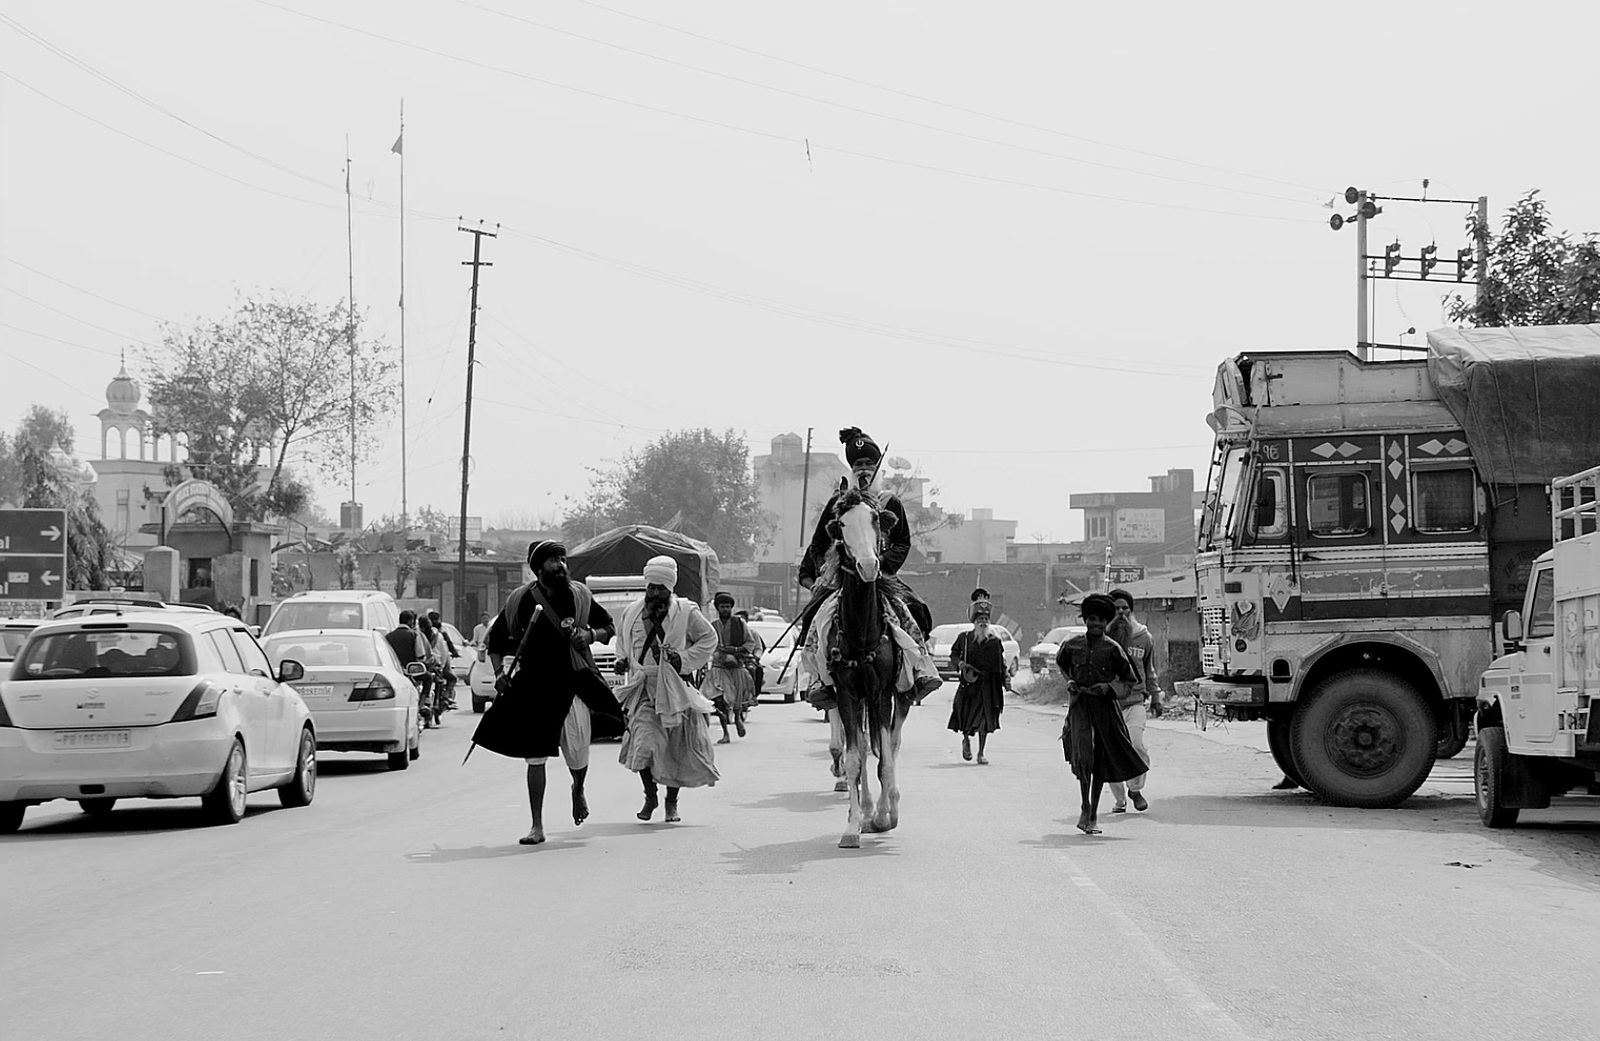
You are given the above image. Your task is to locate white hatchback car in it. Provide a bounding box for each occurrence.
[262,629,421,770]
[0,615,316,833]
[929,623,1021,681]
[748,620,806,702]
[262,590,401,638]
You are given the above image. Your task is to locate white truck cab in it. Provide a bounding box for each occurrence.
[1474,466,1600,826]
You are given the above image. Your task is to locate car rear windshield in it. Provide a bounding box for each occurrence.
[264,634,382,668]
[266,602,368,634]
[1,630,33,660]
[11,629,194,679]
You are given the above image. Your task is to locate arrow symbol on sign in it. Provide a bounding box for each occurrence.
[39,525,62,542]
[41,570,59,586]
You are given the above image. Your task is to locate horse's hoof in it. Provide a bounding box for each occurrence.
[833,779,849,792]
[861,820,880,834]
[839,834,861,849]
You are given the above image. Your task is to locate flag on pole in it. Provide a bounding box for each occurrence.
[391,132,403,156]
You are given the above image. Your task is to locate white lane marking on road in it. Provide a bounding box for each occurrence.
[196,971,225,976]
[1017,813,1257,1041]
[1403,938,1459,972]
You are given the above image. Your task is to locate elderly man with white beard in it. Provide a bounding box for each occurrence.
[613,555,720,823]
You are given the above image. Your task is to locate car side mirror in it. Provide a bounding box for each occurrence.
[1502,610,1524,649]
[278,659,305,683]
[247,625,262,639]
[405,661,427,678]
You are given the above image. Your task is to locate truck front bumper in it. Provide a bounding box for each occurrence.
[1192,679,1267,706]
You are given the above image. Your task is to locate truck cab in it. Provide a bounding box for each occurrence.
[1474,467,1600,826]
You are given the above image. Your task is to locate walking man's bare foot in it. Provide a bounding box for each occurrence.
[519,826,546,845]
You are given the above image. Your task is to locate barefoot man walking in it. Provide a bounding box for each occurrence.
[473,540,624,845]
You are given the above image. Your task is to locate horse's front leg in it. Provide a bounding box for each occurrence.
[828,709,847,792]
[856,725,879,832]
[840,735,865,849]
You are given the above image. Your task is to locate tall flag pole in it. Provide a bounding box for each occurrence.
[345,135,357,513]
[393,103,407,536]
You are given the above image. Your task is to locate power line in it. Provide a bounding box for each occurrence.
[254,1,1314,225]
[0,71,348,214]
[0,13,344,195]
[4,258,185,326]
[565,0,1334,196]
[0,285,156,345]
[0,321,124,358]
[464,1,1316,207]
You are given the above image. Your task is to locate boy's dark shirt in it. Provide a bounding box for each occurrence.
[1056,632,1137,694]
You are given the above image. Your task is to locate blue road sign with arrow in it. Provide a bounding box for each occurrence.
[0,508,68,600]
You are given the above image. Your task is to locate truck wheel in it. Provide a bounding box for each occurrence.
[1290,670,1436,808]
[1267,716,1303,788]
[1474,726,1520,828]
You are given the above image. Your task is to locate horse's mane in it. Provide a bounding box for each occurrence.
[830,487,882,517]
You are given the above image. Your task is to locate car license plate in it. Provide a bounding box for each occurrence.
[54,729,131,749]
[297,685,333,698]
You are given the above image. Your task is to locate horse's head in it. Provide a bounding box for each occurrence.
[826,489,898,583]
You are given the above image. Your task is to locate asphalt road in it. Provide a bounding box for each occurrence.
[5,686,1598,1041]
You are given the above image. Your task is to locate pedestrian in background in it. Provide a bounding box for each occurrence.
[704,592,757,743]
[1106,589,1156,813]
[947,597,1005,764]
[1057,594,1146,835]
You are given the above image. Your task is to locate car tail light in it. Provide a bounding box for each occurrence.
[350,676,396,701]
[171,681,223,722]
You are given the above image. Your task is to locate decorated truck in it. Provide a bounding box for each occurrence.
[1192,324,1600,807]
[1474,465,1600,826]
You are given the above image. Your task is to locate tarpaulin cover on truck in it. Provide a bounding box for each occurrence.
[1427,324,1600,486]
[565,525,721,605]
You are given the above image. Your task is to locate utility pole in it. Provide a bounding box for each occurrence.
[1354,188,1370,360]
[1475,195,1490,312]
[456,221,496,628]
[396,102,408,536]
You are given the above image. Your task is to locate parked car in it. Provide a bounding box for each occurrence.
[439,622,473,683]
[262,590,400,638]
[1,620,43,664]
[748,620,805,703]
[468,652,496,713]
[0,614,316,833]
[1029,625,1087,675]
[262,629,421,770]
[928,623,1021,681]
[51,596,216,620]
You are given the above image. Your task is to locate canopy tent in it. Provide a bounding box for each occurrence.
[565,525,721,605]
[1427,324,1600,487]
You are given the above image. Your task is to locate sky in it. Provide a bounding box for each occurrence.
[3,1,1597,544]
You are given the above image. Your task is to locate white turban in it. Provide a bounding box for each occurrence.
[642,555,678,589]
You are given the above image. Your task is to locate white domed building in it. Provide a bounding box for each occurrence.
[88,356,178,551]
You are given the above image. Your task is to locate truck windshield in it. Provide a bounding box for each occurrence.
[1200,446,1249,550]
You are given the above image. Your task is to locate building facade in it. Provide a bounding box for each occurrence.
[1068,468,1197,574]
[919,507,1017,564]
[752,433,848,565]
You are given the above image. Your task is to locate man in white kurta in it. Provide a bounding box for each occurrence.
[614,556,720,822]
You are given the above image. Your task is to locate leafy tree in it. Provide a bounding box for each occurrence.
[1447,190,1600,327]
[5,406,118,590]
[143,293,396,521]
[562,428,769,561]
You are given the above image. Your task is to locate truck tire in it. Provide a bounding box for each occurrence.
[1267,716,1304,789]
[1290,670,1436,808]
[1473,725,1519,828]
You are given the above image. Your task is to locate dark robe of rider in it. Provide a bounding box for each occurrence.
[797,427,931,638]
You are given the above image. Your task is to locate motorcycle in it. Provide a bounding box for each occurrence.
[403,661,433,728]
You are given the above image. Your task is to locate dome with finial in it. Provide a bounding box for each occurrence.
[105,351,141,416]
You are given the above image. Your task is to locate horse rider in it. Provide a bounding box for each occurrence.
[797,426,943,708]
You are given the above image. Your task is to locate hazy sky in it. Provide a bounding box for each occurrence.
[3,1,1596,542]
